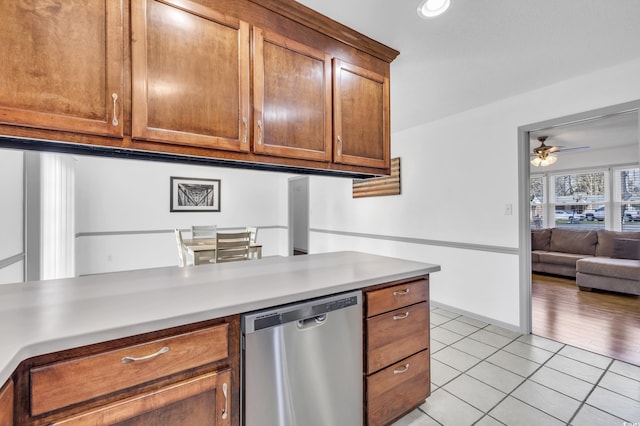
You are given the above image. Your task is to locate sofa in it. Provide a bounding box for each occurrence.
[531,228,640,295]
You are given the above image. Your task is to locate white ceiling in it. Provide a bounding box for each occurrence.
[296,0,640,134]
[529,110,639,154]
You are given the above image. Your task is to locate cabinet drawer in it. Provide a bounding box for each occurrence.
[50,370,231,426]
[366,350,430,426]
[366,279,428,317]
[366,302,429,374]
[31,323,229,416]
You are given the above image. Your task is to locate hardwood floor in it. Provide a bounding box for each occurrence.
[532,273,640,366]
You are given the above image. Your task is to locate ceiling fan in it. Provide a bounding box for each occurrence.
[530,136,589,167]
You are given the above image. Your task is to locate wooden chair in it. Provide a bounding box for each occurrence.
[191,225,217,239]
[246,226,259,259]
[246,226,258,243]
[174,229,191,267]
[215,232,251,263]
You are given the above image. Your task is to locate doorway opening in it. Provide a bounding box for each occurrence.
[288,176,309,256]
[518,100,640,344]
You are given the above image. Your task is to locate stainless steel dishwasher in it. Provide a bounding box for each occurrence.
[241,290,363,426]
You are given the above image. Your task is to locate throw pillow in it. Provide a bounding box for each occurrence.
[610,238,640,260]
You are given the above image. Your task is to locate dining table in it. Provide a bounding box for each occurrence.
[182,238,263,265]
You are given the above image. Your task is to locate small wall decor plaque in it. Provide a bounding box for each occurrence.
[170,177,221,212]
[352,158,400,198]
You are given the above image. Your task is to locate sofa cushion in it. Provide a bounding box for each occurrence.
[595,230,640,257]
[549,228,598,256]
[537,252,592,267]
[531,229,551,251]
[577,257,640,281]
[611,238,640,260]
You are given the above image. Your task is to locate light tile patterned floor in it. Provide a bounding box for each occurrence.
[392,306,640,426]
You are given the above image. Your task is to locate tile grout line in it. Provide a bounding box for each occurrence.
[424,307,638,426]
[495,342,574,424]
[426,318,525,424]
[565,357,618,425]
[470,336,560,425]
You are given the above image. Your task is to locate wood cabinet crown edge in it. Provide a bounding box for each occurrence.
[250,0,400,62]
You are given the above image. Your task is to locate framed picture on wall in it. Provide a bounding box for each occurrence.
[170,177,221,212]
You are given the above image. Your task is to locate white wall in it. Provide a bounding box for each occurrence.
[308,58,640,329]
[0,149,24,284]
[75,156,291,275]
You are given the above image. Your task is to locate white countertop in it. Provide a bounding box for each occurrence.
[0,251,440,385]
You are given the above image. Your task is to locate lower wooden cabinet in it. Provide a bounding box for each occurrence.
[366,350,430,426]
[13,316,240,426]
[0,379,12,426]
[364,277,430,426]
[366,302,430,374]
[50,370,231,426]
[30,323,230,416]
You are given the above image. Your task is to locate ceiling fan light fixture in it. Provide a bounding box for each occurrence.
[417,0,451,18]
[531,154,557,167]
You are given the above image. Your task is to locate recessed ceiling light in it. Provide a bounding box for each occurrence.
[417,0,451,18]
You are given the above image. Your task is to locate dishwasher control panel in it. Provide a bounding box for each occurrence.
[242,291,361,333]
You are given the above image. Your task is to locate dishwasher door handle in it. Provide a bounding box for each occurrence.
[297,314,327,330]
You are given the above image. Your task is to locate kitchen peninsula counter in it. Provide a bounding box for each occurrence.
[0,251,440,385]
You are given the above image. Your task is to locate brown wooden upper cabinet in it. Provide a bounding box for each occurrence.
[0,0,124,137]
[131,0,251,152]
[252,28,332,162]
[333,59,390,170]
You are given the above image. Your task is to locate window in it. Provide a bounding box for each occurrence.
[530,175,545,228]
[552,171,606,229]
[615,167,640,231]
[531,166,640,232]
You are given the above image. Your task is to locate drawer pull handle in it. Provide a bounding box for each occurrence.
[393,364,410,374]
[221,382,228,419]
[121,346,169,363]
[393,312,410,320]
[393,288,410,296]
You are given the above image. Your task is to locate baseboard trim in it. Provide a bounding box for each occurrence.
[430,300,523,333]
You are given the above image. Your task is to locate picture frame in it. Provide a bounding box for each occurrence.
[170,177,221,212]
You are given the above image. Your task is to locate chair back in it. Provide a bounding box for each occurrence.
[192,225,217,239]
[215,232,251,263]
[174,229,188,267]
[246,226,258,244]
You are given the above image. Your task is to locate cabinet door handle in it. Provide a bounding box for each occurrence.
[111,93,119,126]
[121,346,169,363]
[257,120,263,145]
[221,382,228,420]
[393,288,410,296]
[393,364,410,374]
[337,135,342,156]
[393,312,410,320]
[242,117,248,143]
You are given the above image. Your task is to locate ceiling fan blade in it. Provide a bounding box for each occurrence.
[556,146,590,154]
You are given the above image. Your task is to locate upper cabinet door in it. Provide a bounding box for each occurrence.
[333,59,390,170]
[253,28,332,161]
[132,0,250,152]
[0,0,124,137]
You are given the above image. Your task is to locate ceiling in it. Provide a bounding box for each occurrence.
[529,110,639,154]
[296,0,640,134]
